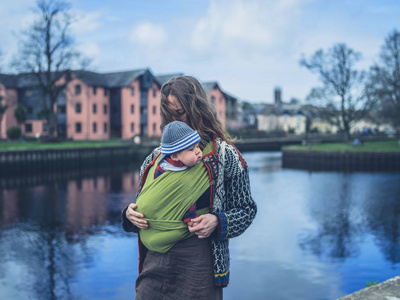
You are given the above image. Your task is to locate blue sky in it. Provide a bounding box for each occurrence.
[1,0,400,103]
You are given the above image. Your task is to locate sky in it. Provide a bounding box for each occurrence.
[1,0,400,103]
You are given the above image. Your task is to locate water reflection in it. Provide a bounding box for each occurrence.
[0,164,140,300]
[299,173,400,264]
[363,176,400,264]
[0,153,399,299]
[225,152,400,300]
[299,174,363,260]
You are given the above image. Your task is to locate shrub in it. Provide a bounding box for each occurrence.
[6,126,22,139]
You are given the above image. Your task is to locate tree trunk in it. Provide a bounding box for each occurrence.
[48,110,57,138]
[340,95,351,141]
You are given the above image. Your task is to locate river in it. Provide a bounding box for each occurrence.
[0,151,399,299]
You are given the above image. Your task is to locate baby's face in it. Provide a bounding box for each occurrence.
[173,143,203,167]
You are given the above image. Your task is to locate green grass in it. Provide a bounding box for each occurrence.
[284,140,400,152]
[0,140,127,150]
[366,280,379,287]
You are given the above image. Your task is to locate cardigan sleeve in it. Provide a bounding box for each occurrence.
[121,147,160,233]
[212,144,257,241]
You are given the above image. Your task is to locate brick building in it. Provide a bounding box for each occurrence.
[0,70,233,140]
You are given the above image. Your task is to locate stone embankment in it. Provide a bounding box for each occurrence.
[0,137,300,176]
[0,143,157,176]
[339,275,400,300]
[282,149,400,171]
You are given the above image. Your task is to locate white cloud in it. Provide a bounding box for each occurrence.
[0,0,37,71]
[190,0,307,56]
[130,22,168,52]
[70,8,107,34]
[178,0,316,101]
[1,0,398,102]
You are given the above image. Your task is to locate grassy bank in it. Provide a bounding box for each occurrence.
[0,140,128,150]
[284,140,400,152]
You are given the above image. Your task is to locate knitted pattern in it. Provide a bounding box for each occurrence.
[122,137,257,288]
[161,121,201,155]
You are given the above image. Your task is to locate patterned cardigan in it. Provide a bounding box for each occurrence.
[122,136,257,287]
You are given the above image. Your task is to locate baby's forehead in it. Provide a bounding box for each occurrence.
[183,142,200,150]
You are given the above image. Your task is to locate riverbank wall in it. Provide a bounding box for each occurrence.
[0,143,157,176]
[339,275,400,299]
[0,138,301,177]
[1,136,398,176]
[282,149,400,172]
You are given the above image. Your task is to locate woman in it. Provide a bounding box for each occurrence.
[122,75,257,299]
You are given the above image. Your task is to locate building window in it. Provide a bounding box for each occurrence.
[131,122,135,132]
[131,104,134,114]
[153,89,156,97]
[25,89,33,98]
[131,87,135,96]
[104,88,108,96]
[93,122,97,133]
[27,106,33,114]
[43,123,48,132]
[104,123,108,133]
[75,122,82,133]
[93,103,97,114]
[211,96,215,104]
[58,105,66,114]
[75,103,81,113]
[112,105,117,114]
[153,106,156,115]
[153,123,156,133]
[75,85,81,95]
[103,104,108,114]
[93,86,97,95]
[141,107,147,115]
[25,123,32,133]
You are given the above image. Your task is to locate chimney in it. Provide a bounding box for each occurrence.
[274,87,282,106]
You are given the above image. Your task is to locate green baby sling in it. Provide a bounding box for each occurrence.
[135,154,210,253]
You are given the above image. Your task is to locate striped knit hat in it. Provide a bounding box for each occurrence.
[161,121,201,155]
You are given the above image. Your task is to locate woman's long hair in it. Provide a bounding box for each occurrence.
[160,76,233,149]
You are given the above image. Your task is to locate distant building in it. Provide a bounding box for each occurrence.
[223,91,238,121]
[0,70,236,140]
[256,87,394,135]
[256,87,307,134]
[257,105,306,134]
[0,69,161,140]
[155,73,183,86]
[202,82,226,126]
[156,74,235,127]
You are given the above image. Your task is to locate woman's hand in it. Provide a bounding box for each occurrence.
[187,214,218,239]
[126,203,148,229]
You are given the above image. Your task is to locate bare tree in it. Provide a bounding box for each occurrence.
[300,43,371,141]
[367,29,400,133]
[13,0,87,138]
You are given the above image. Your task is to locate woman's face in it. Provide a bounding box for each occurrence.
[167,95,187,123]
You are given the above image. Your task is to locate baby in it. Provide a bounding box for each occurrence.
[134,121,210,253]
[155,121,203,177]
